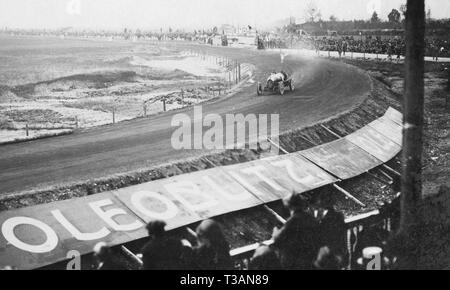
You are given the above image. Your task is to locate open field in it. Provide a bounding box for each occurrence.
[0,36,244,142]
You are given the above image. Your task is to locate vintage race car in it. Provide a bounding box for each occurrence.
[257,72,294,96]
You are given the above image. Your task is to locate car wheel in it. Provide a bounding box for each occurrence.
[257,83,262,96]
[279,84,285,95]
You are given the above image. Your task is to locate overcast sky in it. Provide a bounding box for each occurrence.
[0,0,449,30]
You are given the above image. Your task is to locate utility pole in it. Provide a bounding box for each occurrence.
[397,0,425,270]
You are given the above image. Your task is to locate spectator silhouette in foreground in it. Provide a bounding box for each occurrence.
[141,220,189,270]
[313,246,342,270]
[192,219,233,270]
[249,245,282,270]
[314,191,346,261]
[93,242,127,270]
[272,193,320,270]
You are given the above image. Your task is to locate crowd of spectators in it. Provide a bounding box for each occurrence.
[312,36,449,60]
[0,187,400,271]
[89,189,400,271]
[261,34,450,60]
[93,218,233,270]
[312,36,406,59]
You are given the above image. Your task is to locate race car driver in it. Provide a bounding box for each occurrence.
[267,71,287,83]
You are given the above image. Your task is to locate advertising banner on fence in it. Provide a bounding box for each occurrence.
[263,153,338,193]
[114,179,202,229]
[385,107,403,125]
[368,117,403,146]
[222,161,289,202]
[299,138,383,180]
[345,125,402,163]
[0,193,148,270]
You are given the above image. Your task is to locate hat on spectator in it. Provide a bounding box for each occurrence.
[283,193,308,211]
[93,242,110,260]
[146,220,167,236]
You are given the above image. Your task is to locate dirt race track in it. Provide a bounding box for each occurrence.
[0,42,372,195]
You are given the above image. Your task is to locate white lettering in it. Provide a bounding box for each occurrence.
[2,217,58,253]
[88,199,143,232]
[131,191,179,220]
[52,209,110,241]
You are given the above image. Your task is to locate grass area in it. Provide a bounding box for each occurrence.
[3,109,65,123]
[0,117,14,130]
[63,100,115,113]
[0,37,229,144]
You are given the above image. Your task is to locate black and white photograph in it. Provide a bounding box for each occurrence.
[0,0,448,276]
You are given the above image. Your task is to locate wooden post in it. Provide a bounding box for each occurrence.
[320,124,341,139]
[267,137,288,154]
[163,99,166,112]
[446,67,450,109]
[112,108,116,124]
[120,246,143,268]
[26,123,29,137]
[238,63,241,81]
[396,0,425,270]
[233,61,236,84]
[143,103,147,117]
[235,61,238,84]
[333,184,366,207]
